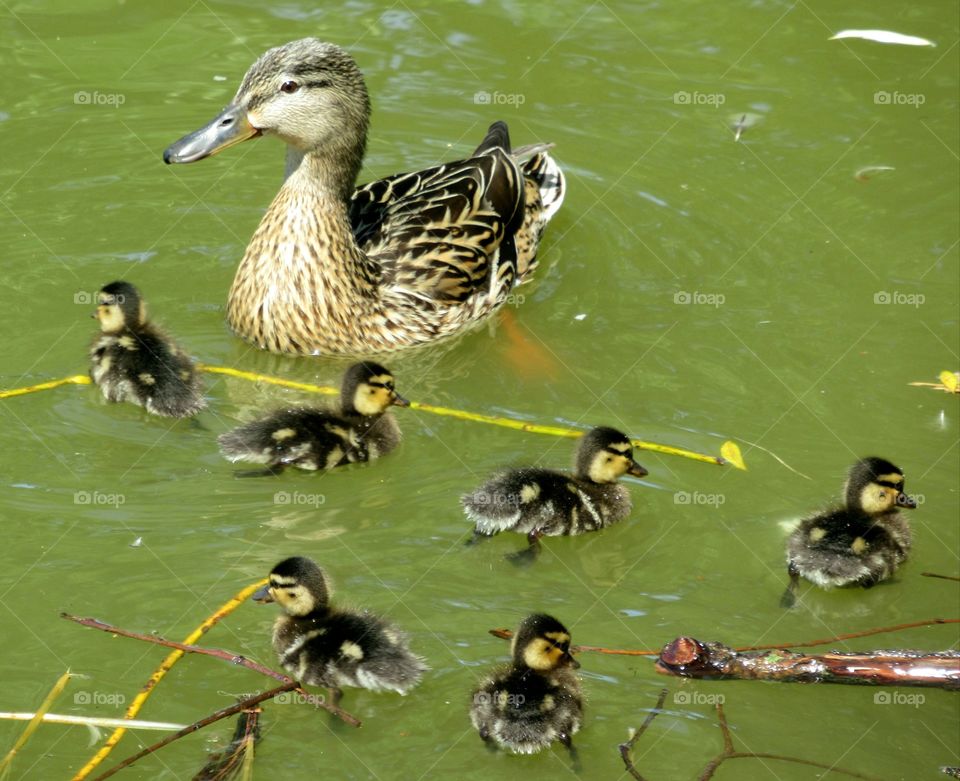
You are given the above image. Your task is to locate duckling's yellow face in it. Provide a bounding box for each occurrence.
[94,292,143,334]
[262,576,318,617]
[352,374,407,416]
[859,473,916,514]
[587,442,648,484]
[520,630,579,671]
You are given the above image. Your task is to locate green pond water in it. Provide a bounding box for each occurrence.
[1,1,958,779]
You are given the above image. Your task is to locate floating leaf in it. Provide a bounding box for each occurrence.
[830,29,936,47]
[940,371,959,393]
[855,165,895,182]
[721,441,747,470]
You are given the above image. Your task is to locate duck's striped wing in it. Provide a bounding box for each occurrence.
[349,123,525,305]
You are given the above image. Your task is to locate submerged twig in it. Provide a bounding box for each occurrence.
[698,702,880,780]
[618,688,667,780]
[619,689,882,780]
[62,613,360,727]
[91,685,292,781]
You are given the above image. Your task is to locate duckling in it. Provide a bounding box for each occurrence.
[217,362,407,475]
[89,281,205,418]
[253,556,426,698]
[462,426,648,562]
[780,457,916,608]
[470,613,582,760]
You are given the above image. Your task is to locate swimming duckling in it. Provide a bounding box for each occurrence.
[89,281,205,418]
[253,556,426,698]
[462,426,648,562]
[780,457,916,608]
[470,613,582,760]
[217,362,407,475]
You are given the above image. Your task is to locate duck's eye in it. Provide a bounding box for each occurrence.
[280,80,300,94]
[286,590,297,598]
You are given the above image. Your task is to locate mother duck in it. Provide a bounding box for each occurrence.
[164,39,565,355]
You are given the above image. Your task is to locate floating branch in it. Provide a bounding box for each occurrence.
[1,369,740,468]
[70,579,268,780]
[619,689,883,780]
[0,670,73,778]
[923,572,960,583]
[656,637,960,689]
[61,613,360,727]
[491,617,960,657]
[90,685,291,781]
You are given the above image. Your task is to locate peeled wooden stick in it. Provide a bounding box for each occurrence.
[656,637,960,689]
[61,613,360,727]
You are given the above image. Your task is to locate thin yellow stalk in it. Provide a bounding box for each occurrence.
[0,670,73,777]
[0,375,90,399]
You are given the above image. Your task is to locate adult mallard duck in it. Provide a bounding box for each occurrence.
[462,426,648,562]
[470,613,583,759]
[164,38,565,356]
[89,281,205,417]
[780,457,916,607]
[217,361,407,475]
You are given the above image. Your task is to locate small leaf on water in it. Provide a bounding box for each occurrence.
[830,29,936,47]
[940,371,959,393]
[855,165,895,182]
[721,441,747,471]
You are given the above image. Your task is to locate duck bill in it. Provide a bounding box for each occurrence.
[896,492,917,509]
[391,393,411,408]
[251,584,274,603]
[163,104,261,164]
[564,651,581,670]
[627,459,649,478]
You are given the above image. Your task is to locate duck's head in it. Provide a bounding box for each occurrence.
[93,281,144,334]
[164,39,370,194]
[511,613,579,671]
[252,556,330,616]
[844,457,917,515]
[575,426,648,483]
[341,362,409,417]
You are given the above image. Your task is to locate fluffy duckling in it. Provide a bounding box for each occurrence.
[470,613,583,759]
[462,426,648,561]
[217,362,407,475]
[89,281,205,418]
[780,457,916,607]
[253,556,426,698]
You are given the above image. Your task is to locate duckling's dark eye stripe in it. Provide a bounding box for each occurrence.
[877,480,902,489]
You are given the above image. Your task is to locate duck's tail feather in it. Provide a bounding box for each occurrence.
[474,120,512,155]
[522,151,565,223]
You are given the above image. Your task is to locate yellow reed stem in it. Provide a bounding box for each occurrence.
[0,375,90,399]
[0,670,73,777]
[71,579,267,781]
[1,367,744,468]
